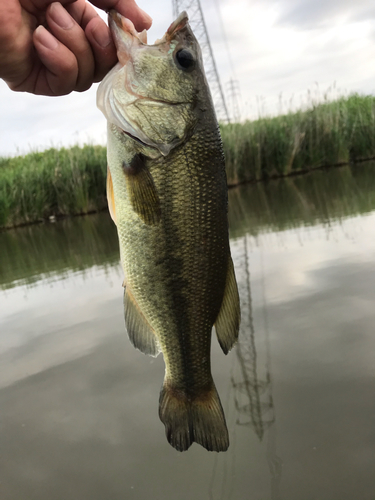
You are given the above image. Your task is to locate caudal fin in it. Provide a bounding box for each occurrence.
[159,382,229,452]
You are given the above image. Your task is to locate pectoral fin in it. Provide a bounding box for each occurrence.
[124,287,161,357]
[123,153,161,225]
[106,166,117,225]
[215,256,241,354]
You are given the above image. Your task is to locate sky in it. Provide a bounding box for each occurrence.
[1,0,375,156]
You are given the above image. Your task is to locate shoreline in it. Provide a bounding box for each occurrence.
[2,156,375,232]
[2,94,375,230]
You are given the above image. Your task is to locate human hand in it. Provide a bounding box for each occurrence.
[0,0,151,96]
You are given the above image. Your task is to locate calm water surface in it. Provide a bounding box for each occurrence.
[1,164,375,500]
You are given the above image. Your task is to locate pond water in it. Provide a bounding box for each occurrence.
[1,163,375,500]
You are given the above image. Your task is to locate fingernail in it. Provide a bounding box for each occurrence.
[49,2,74,29]
[92,24,112,48]
[35,25,58,50]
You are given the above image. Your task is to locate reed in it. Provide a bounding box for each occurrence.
[1,94,375,228]
[221,93,375,184]
[0,145,107,228]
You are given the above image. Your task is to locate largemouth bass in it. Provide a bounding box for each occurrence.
[97,10,240,452]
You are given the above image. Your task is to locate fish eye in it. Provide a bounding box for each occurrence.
[174,49,195,72]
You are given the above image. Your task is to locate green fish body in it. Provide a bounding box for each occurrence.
[97,11,240,452]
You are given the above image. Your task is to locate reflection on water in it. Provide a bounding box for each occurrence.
[228,161,375,238]
[1,163,375,499]
[0,213,119,289]
[232,237,275,439]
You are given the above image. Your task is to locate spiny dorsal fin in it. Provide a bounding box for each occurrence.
[106,166,117,225]
[214,256,240,354]
[124,287,161,357]
[122,153,161,225]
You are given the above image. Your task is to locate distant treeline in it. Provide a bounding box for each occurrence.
[1,93,375,228]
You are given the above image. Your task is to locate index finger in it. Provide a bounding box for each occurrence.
[89,0,152,31]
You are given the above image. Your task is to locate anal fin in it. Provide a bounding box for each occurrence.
[214,256,241,354]
[124,287,161,357]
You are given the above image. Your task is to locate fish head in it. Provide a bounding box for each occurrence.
[97,11,208,156]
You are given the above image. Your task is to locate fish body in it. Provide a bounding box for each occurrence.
[97,11,240,452]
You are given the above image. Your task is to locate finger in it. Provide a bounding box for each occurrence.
[33,25,78,95]
[65,1,117,82]
[45,2,95,92]
[89,0,152,31]
[65,0,96,28]
[85,16,117,82]
[28,0,76,16]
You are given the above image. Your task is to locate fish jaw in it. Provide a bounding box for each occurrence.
[166,11,189,40]
[96,64,163,153]
[108,9,189,51]
[108,10,147,64]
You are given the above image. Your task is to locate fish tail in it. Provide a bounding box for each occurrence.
[159,381,229,452]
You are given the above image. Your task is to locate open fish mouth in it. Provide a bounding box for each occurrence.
[108,10,148,65]
[108,9,190,51]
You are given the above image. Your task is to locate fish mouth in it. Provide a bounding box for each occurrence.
[108,9,148,49]
[108,9,189,48]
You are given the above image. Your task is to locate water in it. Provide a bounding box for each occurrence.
[1,163,375,500]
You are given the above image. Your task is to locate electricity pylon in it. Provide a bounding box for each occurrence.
[172,0,230,123]
[226,78,242,123]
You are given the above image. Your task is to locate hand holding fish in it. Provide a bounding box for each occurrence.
[0,0,151,95]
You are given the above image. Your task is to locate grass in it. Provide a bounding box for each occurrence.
[0,145,107,228]
[1,93,375,228]
[221,93,375,184]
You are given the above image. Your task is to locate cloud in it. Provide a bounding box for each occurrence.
[266,0,374,29]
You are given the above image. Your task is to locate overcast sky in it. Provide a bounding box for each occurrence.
[1,0,375,157]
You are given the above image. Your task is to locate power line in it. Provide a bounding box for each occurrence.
[212,0,236,78]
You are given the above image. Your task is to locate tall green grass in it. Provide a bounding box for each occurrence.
[0,145,107,228]
[1,94,375,228]
[221,93,375,184]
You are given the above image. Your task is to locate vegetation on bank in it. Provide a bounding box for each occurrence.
[1,93,375,228]
[0,145,107,228]
[222,93,375,184]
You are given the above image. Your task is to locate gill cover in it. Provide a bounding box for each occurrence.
[97,11,198,156]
